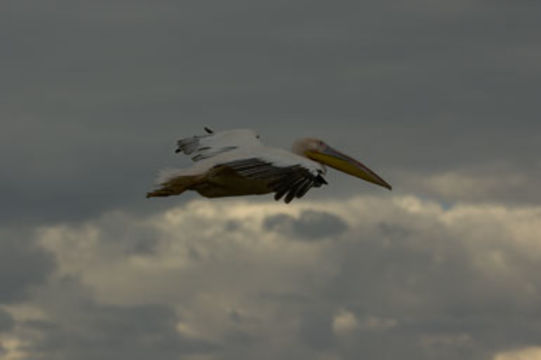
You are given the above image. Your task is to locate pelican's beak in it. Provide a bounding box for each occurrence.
[306,145,392,190]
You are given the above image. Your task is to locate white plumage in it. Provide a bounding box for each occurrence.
[147,127,390,203]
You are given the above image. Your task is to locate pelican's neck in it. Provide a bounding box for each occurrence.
[291,140,306,157]
[291,138,318,158]
[291,138,327,173]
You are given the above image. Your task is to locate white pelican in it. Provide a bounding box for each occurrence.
[146,128,391,203]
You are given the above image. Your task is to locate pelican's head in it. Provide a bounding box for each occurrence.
[292,138,392,190]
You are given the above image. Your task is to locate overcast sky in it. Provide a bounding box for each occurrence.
[1,1,541,359]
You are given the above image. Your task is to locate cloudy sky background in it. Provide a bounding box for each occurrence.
[1,0,541,359]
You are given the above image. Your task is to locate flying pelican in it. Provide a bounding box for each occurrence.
[146,128,391,203]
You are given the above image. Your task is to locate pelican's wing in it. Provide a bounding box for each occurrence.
[176,128,263,162]
[217,157,328,203]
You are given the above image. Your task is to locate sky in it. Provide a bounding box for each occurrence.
[1,0,541,359]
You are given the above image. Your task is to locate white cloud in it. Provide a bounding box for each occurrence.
[494,346,541,360]
[4,194,540,359]
[332,309,358,335]
[399,167,541,205]
[420,333,472,347]
[357,316,398,332]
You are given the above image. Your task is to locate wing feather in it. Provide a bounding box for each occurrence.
[219,158,327,203]
[175,129,262,162]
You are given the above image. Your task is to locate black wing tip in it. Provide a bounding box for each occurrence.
[204,126,214,134]
[317,175,328,185]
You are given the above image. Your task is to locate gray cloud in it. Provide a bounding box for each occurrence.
[0,308,14,333]
[263,209,348,240]
[2,0,541,359]
[396,164,541,206]
[15,198,538,360]
[19,278,217,360]
[0,228,55,303]
[90,211,161,255]
[313,214,541,359]
[298,308,335,351]
[2,0,541,223]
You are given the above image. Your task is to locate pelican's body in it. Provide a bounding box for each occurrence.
[147,128,390,203]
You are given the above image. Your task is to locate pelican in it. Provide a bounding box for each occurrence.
[146,128,391,203]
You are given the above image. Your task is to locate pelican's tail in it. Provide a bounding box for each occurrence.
[146,169,203,198]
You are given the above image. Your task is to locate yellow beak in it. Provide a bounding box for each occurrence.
[306,145,392,190]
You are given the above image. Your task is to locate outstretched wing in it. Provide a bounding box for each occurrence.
[217,157,328,203]
[176,128,263,162]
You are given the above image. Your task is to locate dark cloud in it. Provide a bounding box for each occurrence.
[92,212,161,255]
[263,210,348,240]
[251,201,541,359]
[2,0,541,223]
[21,278,217,360]
[6,198,541,360]
[298,308,335,350]
[0,228,55,303]
[257,291,310,305]
[2,0,541,359]
[0,308,14,333]
[223,330,260,347]
[315,216,541,359]
[396,164,541,206]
